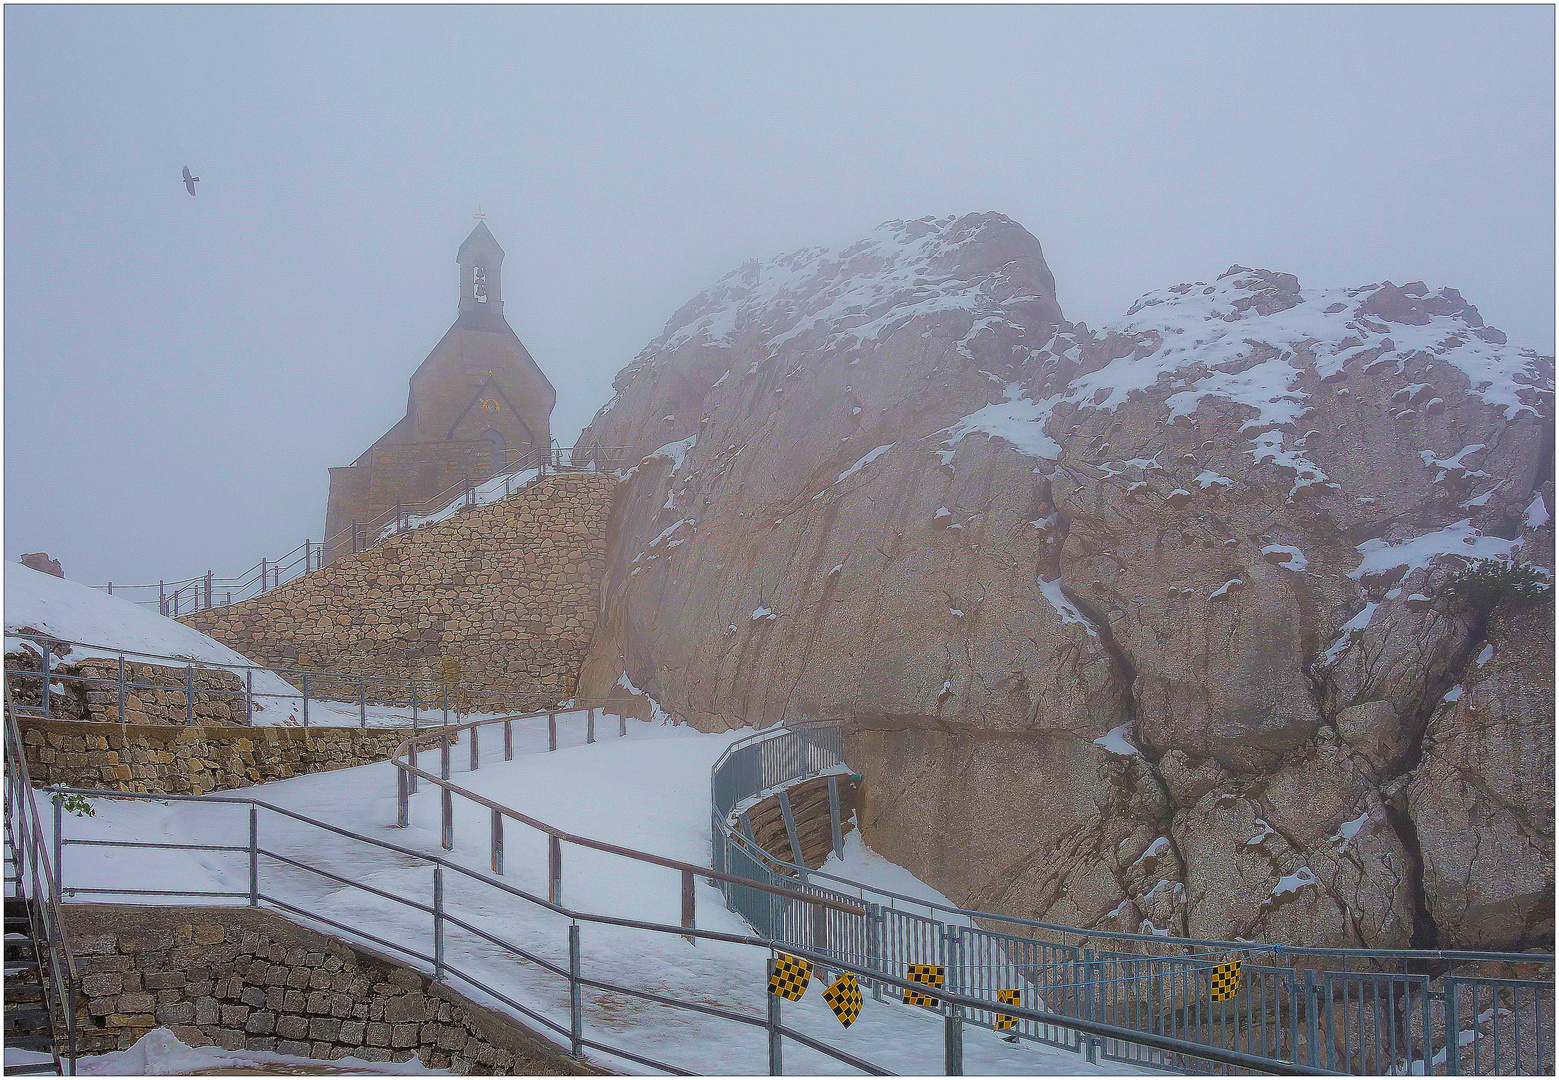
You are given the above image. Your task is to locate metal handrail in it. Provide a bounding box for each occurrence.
[4,681,79,1075]
[5,633,604,733]
[709,723,1558,966]
[39,780,1330,1076]
[708,720,1556,1075]
[383,709,868,922]
[83,445,637,612]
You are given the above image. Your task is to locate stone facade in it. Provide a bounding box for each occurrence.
[183,474,616,709]
[7,649,247,727]
[325,222,557,560]
[19,717,413,796]
[63,904,594,1073]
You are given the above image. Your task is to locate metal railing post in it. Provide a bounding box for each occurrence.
[40,640,50,717]
[246,669,253,725]
[440,787,453,850]
[549,713,557,751]
[491,808,503,875]
[117,654,126,723]
[469,724,479,771]
[682,868,696,945]
[433,866,445,981]
[159,580,166,615]
[1446,980,1460,1075]
[185,663,195,724]
[351,523,359,555]
[868,903,884,1001]
[1305,969,1320,1069]
[549,835,562,906]
[568,923,584,1060]
[301,674,309,728]
[359,679,366,728]
[945,1002,965,1076]
[204,570,212,609]
[777,789,806,882]
[440,735,450,781]
[827,773,844,859]
[261,557,267,593]
[408,719,419,794]
[248,806,258,906]
[304,540,311,573]
[52,793,63,900]
[442,683,449,726]
[587,708,595,744]
[619,711,626,737]
[504,719,512,761]
[412,684,419,726]
[397,766,409,828]
[1083,948,1098,1064]
[767,957,783,1075]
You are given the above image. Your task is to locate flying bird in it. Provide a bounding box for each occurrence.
[182,166,199,196]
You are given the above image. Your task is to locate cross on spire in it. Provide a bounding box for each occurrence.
[474,207,486,222]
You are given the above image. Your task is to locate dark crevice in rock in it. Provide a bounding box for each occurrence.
[1383,798,1440,949]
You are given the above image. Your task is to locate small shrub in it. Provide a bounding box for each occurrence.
[59,793,95,818]
[1440,558,1553,608]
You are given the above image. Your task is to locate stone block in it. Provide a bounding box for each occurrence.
[106,1012,156,1028]
[365,1022,391,1048]
[212,1028,246,1051]
[246,1011,276,1035]
[339,1020,366,1046]
[156,1001,196,1025]
[80,972,123,998]
[384,994,426,1023]
[221,1004,249,1027]
[276,1015,310,1040]
[195,997,220,1025]
[309,1017,342,1042]
[240,986,266,1008]
[390,1023,421,1048]
[276,1039,310,1057]
[116,992,156,1013]
[144,970,186,990]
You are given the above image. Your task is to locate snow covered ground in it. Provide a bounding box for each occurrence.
[50,716,1136,1075]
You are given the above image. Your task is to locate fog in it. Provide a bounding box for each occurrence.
[5,5,1553,588]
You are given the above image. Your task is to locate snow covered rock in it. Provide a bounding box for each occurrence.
[573,213,1554,951]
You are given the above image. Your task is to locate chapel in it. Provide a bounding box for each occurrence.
[323,221,556,557]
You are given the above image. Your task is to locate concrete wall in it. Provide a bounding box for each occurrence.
[184,474,616,709]
[18,717,413,796]
[63,904,593,1074]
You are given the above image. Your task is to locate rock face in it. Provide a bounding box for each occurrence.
[20,551,63,578]
[575,212,1555,951]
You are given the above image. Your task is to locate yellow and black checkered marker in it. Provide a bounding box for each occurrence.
[903,963,945,1007]
[768,954,813,1001]
[994,988,1022,1031]
[1209,960,1242,1002]
[822,972,863,1028]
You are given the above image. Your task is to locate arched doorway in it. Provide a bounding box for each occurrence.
[480,428,506,476]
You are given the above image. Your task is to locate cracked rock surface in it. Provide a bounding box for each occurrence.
[575,213,1555,951]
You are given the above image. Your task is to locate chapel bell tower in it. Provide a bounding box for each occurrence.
[458,221,504,319]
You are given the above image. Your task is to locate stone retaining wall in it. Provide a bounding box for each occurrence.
[182,474,616,708]
[19,717,413,796]
[7,649,247,727]
[62,904,594,1074]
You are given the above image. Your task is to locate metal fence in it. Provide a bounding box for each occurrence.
[83,445,635,614]
[6,705,1330,1076]
[5,633,583,730]
[2,681,79,1075]
[708,723,1557,1076]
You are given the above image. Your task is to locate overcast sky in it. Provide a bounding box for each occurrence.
[5,4,1554,590]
